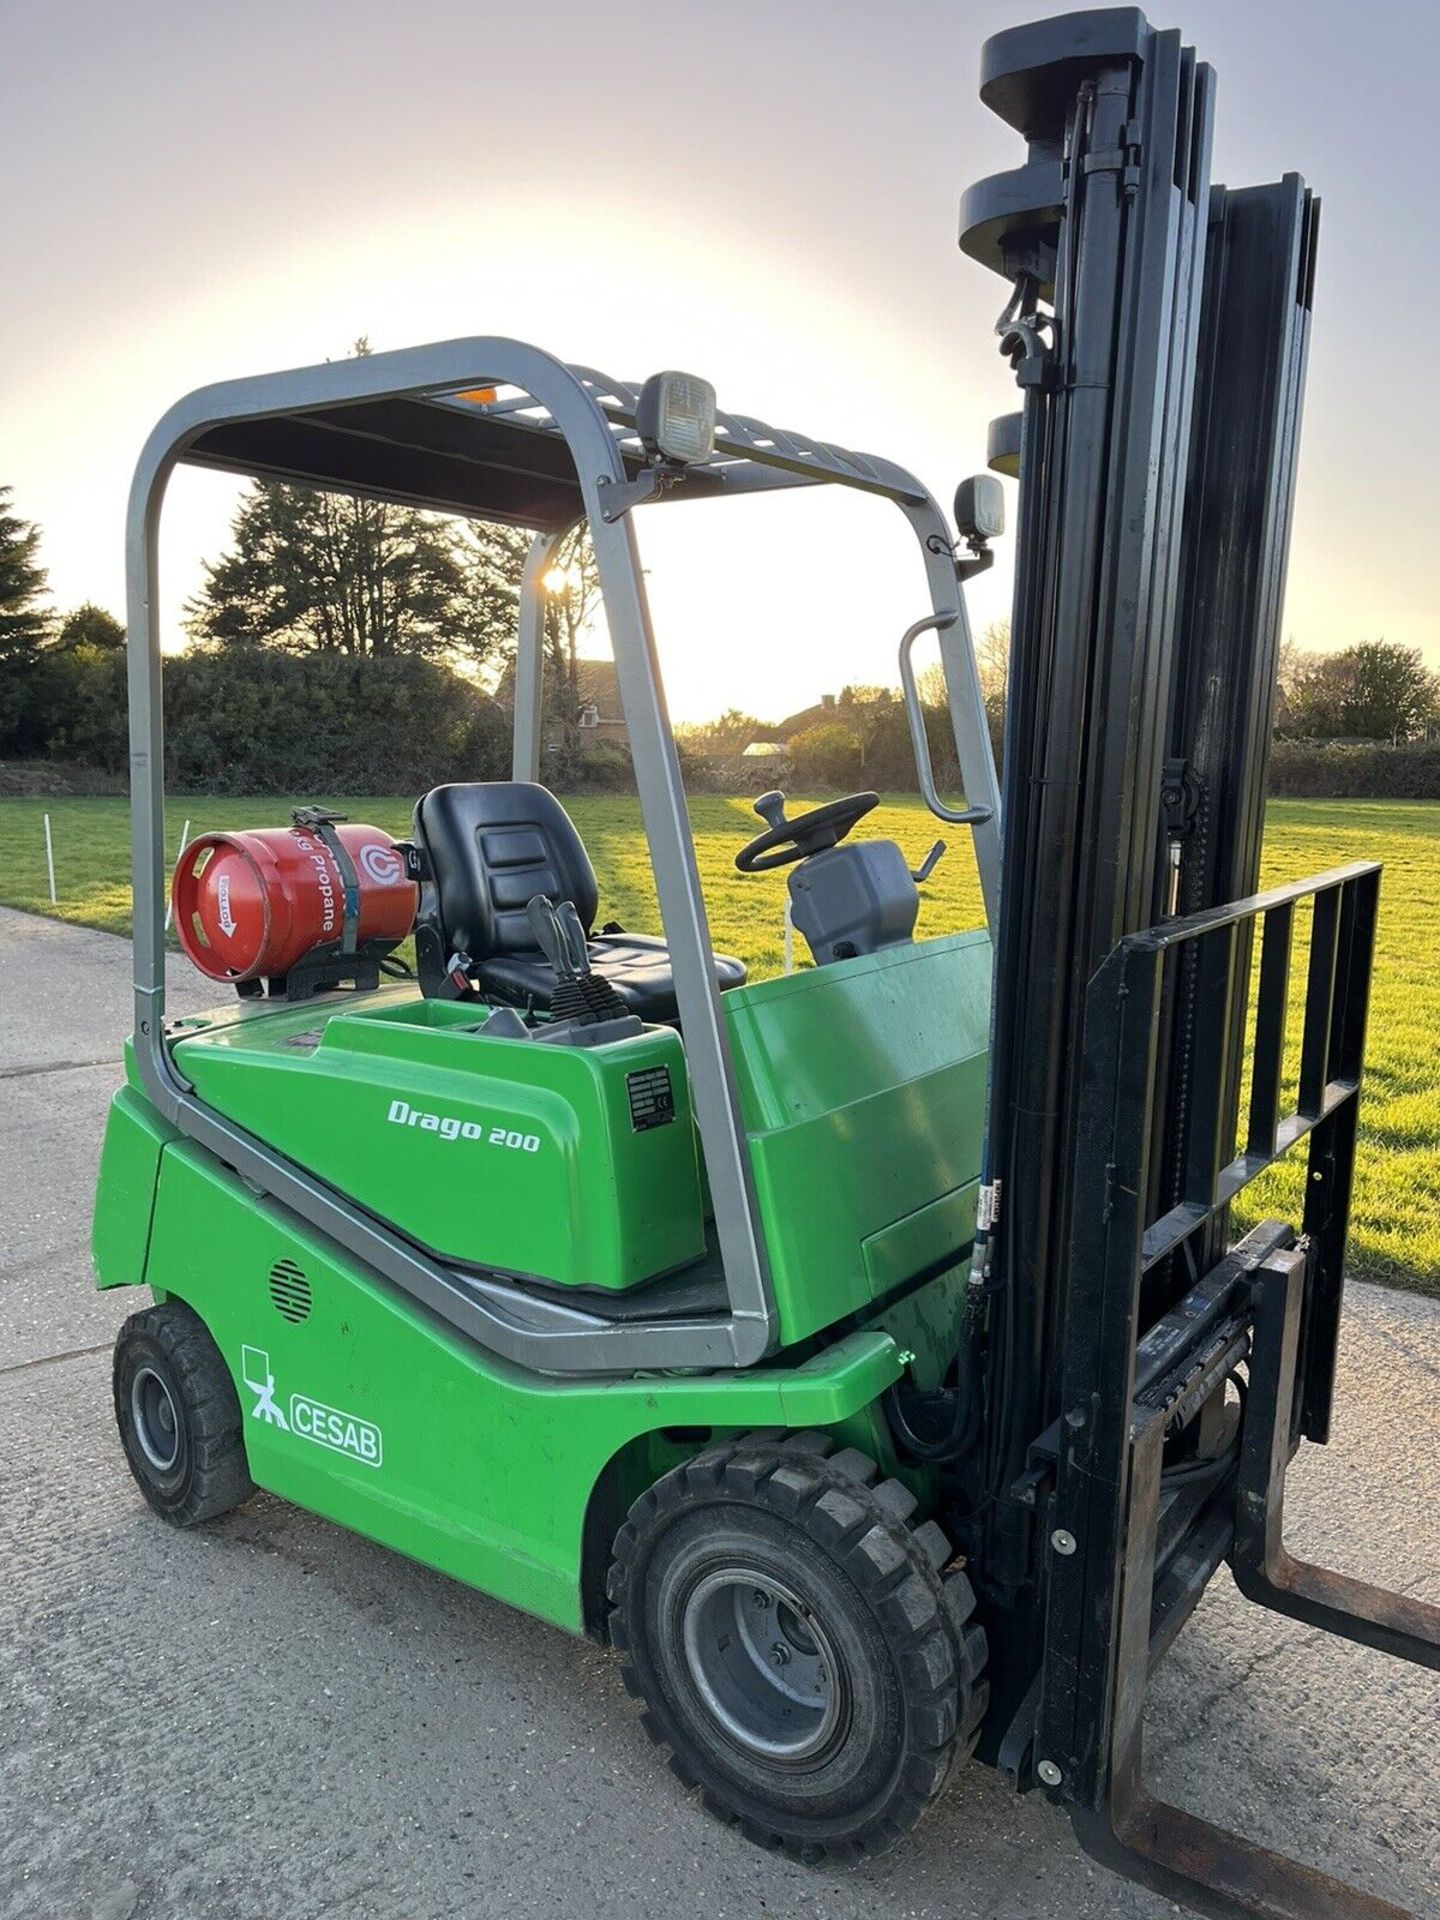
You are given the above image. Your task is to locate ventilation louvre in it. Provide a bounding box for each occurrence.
[267,1258,312,1324]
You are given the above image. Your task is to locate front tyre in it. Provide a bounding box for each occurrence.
[113,1301,255,1526]
[607,1433,987,1863]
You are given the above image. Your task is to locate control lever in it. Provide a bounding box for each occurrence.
[527,895,578,984]
[911,840,946,884]
[527,894,630,1027]
[555,899,593,977]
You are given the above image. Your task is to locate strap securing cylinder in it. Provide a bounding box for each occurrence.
[290,805,361,956]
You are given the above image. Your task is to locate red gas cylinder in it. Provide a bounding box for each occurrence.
[172,822,417,983]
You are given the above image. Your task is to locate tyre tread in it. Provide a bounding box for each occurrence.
[607,1432,988,1864]
[113,1300,255,1526]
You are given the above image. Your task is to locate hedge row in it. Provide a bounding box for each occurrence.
[25,646,973,799]
[41,647,513,795]
[14,645,1440,800]
[1268,739,1440,800]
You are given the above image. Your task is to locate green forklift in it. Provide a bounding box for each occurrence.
[95,12,1437,1917]
[100,345,1005,1854]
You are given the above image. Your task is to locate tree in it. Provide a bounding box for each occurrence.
[185,341,526,672]
[1279,640,1439,742]
[33,606,127,761]
[915,618,1009,760]
[975,619,1010,705]
[533,526,603,762]
[676,708,768,755]
[56,603,125,651]
[1333,641,1437,741]
[484,524,605,739]
[186,481,522,669]
[1277,645,1342,738]
[0,487,53,752]
[836,684,901,772]
[788,720,862,787]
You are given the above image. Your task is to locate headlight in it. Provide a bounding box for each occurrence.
[635,370,716,466]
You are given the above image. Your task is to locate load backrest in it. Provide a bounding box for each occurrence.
[413,782,599,961]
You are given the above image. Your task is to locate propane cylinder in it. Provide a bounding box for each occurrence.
[172,822,417,983]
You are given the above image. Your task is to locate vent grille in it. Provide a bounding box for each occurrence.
[267,1258,312,1324]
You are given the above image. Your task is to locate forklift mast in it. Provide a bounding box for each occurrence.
[961,11,1439,1918]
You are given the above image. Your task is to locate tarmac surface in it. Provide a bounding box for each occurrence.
[1,902,1436,1920]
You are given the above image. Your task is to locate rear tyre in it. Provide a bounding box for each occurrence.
[607,1432,987,1863]
[113,1301,255,1526]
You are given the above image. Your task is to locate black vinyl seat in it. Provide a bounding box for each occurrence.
[412,781,746,1023]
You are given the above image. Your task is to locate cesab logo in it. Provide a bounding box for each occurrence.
[359,843,404,886]
[241,1345,383,1468]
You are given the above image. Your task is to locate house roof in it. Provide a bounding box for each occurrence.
[775,697,842,737]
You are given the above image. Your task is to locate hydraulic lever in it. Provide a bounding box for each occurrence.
[911,840,947,884]
[527,894,630,1026]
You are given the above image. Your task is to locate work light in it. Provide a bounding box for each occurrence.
[635,371,716,466]
[954,473,1005,544]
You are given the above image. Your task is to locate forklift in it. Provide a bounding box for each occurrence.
[94,10,1438,1915]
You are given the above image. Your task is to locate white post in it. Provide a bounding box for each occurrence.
[163,819,190,932]
[43,813,56,905]
[783,897,794,975]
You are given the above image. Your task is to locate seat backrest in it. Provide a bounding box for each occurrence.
[413,782,599,960]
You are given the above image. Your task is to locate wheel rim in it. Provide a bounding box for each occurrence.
[680,1566,847,1764]
[131,1365,182,1473]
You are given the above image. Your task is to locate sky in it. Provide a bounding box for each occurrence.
[5,0,1438,724]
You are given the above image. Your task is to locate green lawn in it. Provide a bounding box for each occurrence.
[3,792,1437,1298]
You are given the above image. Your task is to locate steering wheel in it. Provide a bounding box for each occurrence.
[734,790,880,873]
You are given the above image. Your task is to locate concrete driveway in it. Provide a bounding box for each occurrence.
[1,903,1436,1920]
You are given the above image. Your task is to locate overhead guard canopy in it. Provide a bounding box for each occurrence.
[176,357,930,532]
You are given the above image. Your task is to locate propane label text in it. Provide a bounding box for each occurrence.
[291,832,338,936]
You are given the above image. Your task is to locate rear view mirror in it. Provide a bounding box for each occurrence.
[955,473,1005,543]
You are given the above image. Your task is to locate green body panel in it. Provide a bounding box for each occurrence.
[139,1139,907,1632]
[91,928,992,1633]
[871,1257,971,1393]
[170,989,705,1290]
[91,1080,177,1288]
[724,932,991,1342]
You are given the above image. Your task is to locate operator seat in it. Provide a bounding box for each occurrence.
[412,781,746,1022]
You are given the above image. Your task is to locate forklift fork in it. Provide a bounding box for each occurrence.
[1037,864,1440,1920]
[1074,1246,1440,1920]
[1232,1256,1440,1675]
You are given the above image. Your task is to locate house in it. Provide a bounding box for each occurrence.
[775,691,841,738]
[545,657,629,754]
[741,693,841,753]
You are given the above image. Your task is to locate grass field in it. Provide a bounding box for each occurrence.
[3,791,1437,1298]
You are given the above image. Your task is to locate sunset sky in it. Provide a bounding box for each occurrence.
[6,0,1437,722]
